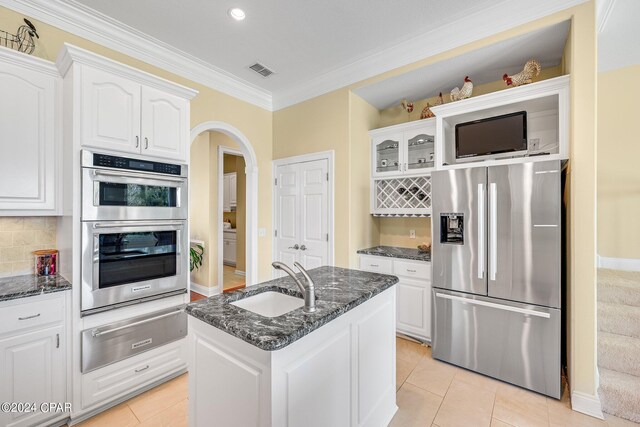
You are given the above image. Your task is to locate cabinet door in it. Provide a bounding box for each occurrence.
[0,61,58,213]
[396,277,431,341]
[140,86,188,161]
[81,66,141,154]
[228,239,237,264]
[223,175,231,212]
[0,325,65,427]
[229,173,237,207]
[372,133,403,177]
[405,123,436,173]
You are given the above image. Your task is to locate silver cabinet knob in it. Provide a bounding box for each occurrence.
[288,244,299,250]
[300,245,307,251]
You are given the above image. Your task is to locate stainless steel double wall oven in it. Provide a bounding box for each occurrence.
[81,150,188,315]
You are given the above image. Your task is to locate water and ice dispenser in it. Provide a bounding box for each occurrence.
[440,213,464,244]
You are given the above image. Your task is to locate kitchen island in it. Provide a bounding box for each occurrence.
[186,266,398,427]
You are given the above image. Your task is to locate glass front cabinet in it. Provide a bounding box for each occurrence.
[371,119,436,178]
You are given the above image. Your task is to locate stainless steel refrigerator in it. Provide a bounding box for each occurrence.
[431,160,565,399]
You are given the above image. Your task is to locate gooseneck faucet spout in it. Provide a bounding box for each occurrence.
[272,261,316,313]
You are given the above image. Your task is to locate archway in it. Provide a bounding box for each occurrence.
[190,121,258,293]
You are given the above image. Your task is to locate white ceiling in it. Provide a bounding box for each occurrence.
[354,21,570,110]
[597,0,640,72]
[7,0,589,110]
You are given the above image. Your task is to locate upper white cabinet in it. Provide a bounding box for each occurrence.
[0,48,61,215]
[223,172,237,212]
[370,119,436,178]
[57,43,197,162]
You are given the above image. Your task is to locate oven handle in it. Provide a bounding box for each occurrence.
[91,308,185,338]
[93,221,184,229]
[93,169,186,183]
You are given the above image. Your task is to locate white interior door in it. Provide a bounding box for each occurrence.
[275,159,329,276]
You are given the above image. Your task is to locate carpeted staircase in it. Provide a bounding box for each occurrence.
[598,268,640,423]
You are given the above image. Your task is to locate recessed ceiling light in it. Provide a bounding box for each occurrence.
[228,8,246,21]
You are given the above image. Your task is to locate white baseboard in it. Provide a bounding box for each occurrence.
[571,390,604,420]
[234,270,246,276]
[190,281,217,297]
[598,256,640,272]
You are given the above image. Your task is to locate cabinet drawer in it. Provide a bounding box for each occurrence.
[393,259,431,280]
[0,294,65,337]
[82,338,187,409]
[358,255,393,274]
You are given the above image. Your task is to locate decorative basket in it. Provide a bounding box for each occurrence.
[0,19,39,54]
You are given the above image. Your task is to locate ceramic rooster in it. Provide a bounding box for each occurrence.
[503,59,541,87]
[420,92,444,119]
[450,77,473,101]
[401,98,414,113]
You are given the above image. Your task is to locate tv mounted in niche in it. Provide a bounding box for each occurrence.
[455,111,527,160]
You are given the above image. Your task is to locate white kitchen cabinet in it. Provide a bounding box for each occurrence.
[370,119,436,178]
[223,231,237,266]
[359,254,432,342]
[0,48,61,215]
[0,293,68,427]
[57,44,197,162]
[223,172,237,212]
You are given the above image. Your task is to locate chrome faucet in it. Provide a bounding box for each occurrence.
[272,261,316,313]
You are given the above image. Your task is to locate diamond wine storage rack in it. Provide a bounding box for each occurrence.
[369,119,435,217]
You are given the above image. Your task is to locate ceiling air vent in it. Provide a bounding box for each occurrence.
[249,62,274,78]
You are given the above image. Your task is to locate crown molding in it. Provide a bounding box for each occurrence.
[0,44,59,76]
[1,0,273,110]
[272,0,587,110]
[56,43,198,99]
[596,0,616,33]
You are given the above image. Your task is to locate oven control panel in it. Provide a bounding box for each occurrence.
[93,153,182,176]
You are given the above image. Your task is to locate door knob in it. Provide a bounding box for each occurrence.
[300,245,307,251]
[288,244,299,250]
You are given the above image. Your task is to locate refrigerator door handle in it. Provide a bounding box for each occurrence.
[435,292,551,318]
[489,182,498,281]
[477,183,485,279]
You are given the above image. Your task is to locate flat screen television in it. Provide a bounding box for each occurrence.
[455,111,527,160]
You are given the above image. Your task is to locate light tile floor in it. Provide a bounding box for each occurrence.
[223,265,245,291]
[74,337,639,427]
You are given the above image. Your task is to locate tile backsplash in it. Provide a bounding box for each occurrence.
[0,217,57,278]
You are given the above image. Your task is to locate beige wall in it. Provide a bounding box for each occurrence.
[0,217,57,278]
[379,218,431,248]
[597,65,640,259]
[0,6,273,284]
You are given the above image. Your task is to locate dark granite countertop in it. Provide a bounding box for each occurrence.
[0,274,72,302]
[357,245,431,262]
[186,266,398,351]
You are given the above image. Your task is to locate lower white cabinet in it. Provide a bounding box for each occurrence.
[223,231,237,266]
[0,293,68,427]
[359,254,432,341]
[223,173,237,212]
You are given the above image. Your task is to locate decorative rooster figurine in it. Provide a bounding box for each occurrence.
[450,77,473,101]
[503,59,541,87]
[401,98,414,114]
[420,92,444,119]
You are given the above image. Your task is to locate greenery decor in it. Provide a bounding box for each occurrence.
[190,243,205,272]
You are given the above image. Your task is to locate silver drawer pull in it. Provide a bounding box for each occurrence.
[93,221,184,229]
[407,269,417,273]
[93,168,185,183]
[91,309,184,337]
[18,313,41,321]
[135,365,150,373]
[435,293,551,318]
[370,264,379,267]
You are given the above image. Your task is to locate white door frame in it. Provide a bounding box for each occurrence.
[190,121,258,294]
[218,145,243,292]
[272,150,335,276]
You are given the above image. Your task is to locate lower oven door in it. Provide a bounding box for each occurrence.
[82,306,187,373]
[81,220,187,313]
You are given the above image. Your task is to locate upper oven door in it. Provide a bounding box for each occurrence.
[82,167,188,221]
[81,220,187,313]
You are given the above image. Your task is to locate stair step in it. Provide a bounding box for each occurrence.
[599,302,640,339]
[598,332,640,377]
[599,368,640,423]
[598,269,640,307]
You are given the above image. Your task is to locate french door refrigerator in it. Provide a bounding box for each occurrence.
[431,160,564,399]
